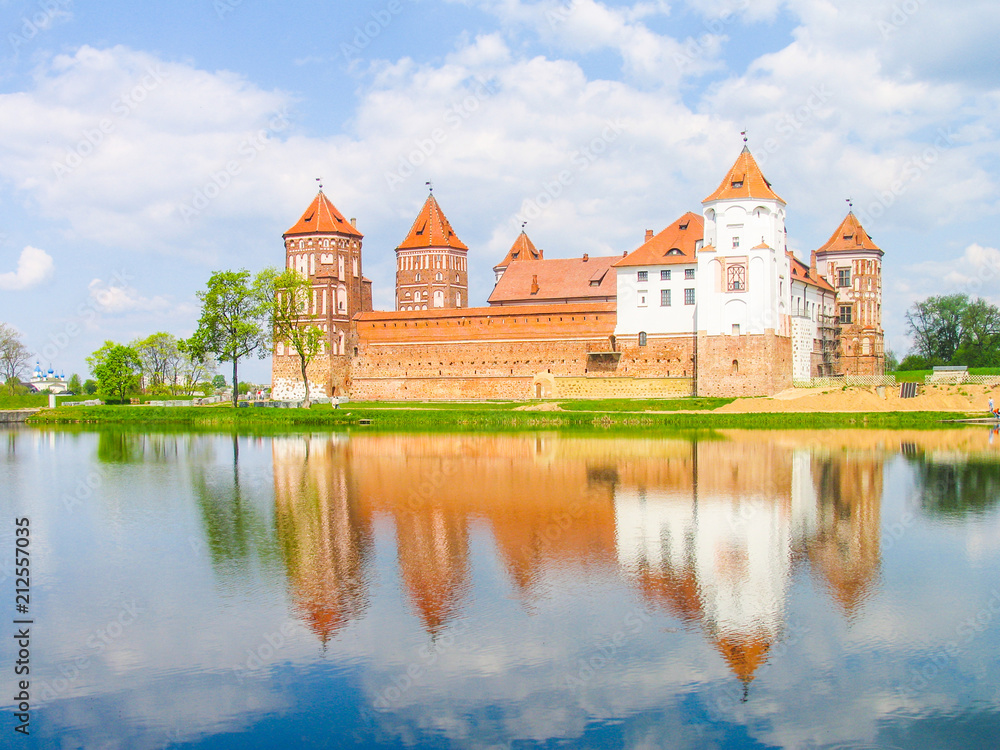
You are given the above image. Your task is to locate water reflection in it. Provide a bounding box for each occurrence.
[273,436,372,644]
[7,426,1000,748]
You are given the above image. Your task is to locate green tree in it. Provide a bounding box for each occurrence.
[189,270,272,408]
[954,298,1000,367]
[68,373,82,393]
[212,374,227,389]
[905,294,968,364]
[884,349,900,373]
[0,323,31,394]
[266,268,325,408]
[133,332,182,393]
[83,379,98,395]
[93,344,142,403]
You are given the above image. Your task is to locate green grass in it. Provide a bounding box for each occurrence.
[0,393,77,409]
[891,367,1000,382]
[26,402,971,432]
[557,397,733,412]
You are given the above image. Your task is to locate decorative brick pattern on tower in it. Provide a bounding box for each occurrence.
[814,213,885,376]
[395,192,469,311]
[271,190,369,399]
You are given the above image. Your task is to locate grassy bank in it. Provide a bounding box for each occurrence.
[25,401,971,432]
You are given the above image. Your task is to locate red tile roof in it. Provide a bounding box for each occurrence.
[703,146,785,204]
[284,190,363,238]
[488,255,618,305]
[614,212,703,268]
[397,194,468,251]
[815,212,882,255]
[494,231,542,270]
[787,251,836,292]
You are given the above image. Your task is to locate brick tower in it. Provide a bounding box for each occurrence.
[395,190,468,311]
[272,189,372,399]
[813,211,884,376]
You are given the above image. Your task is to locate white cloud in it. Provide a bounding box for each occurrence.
[0,245,54,290]
[87,278,171,314]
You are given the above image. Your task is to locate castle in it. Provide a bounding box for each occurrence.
[271,145,884,400]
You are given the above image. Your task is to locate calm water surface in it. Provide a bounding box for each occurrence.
[2,427,1000,749]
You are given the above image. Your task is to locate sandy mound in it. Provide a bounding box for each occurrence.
[715,382,1000,414]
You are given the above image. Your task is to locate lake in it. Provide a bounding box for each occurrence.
[2,427,1000,749]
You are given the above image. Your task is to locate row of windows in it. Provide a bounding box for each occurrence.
[399,290,462,308]
[637,288,695,306]
[407,272,462,283]
[637,269,695,282]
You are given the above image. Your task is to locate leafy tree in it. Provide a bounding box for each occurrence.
[266,268,325,408]
[177,338,217,395]
[904,294,1000,367]
[954,298,1000,367]
[68,373,82,393]
[83,379,98,395]
[93,344,142,403]
[212,374,227,389]
[905,294,968,364]
[133,332,182,393]
[0,323,31,394]
[189,270,272,407]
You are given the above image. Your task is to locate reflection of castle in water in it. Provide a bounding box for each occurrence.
[615,440,883,690]
[271,433,883,685]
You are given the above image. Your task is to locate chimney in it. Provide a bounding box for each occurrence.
[810,250,818,275]
[645,229,653,242]
[539,249,544,259]
[350,218,357,227]
[530,275,539,295]
[582,253,589,262]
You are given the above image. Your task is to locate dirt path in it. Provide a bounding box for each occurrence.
[713,382,999,414]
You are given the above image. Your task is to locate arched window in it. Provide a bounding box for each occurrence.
[638,331,647,347]
[436,272,443,281]
[433,290,445,308]
[732,359,739,375]
[415,272,421,282]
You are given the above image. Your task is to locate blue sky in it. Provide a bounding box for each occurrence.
[1,0,998,384]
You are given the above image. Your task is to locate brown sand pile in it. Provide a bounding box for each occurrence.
[715,382,1000,414]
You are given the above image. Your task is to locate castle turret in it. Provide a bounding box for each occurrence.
[813,212,884,376]
[272,189,368,398]
[493,230,542,284]
[395,191,468,310]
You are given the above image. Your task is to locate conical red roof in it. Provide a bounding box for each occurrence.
[494,231,541,270]
[815,212,881,255]
[703,147,785,204]
[284,191,363,238]
[397,194,468,251]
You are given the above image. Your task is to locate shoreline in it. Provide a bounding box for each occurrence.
[21,402,979,432]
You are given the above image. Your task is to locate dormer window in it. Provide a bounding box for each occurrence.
[679,222,689,230]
